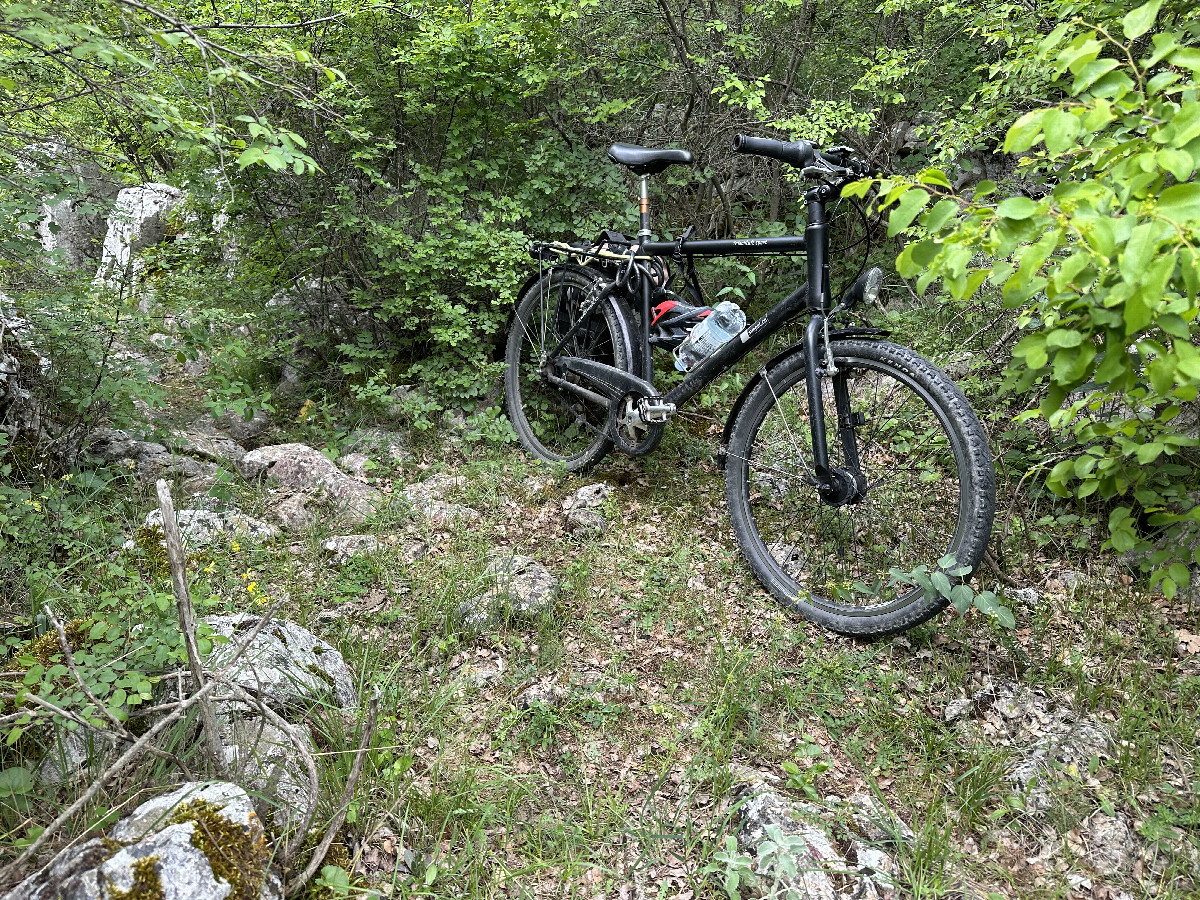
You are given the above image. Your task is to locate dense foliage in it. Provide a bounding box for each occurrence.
[1,0,1198,584]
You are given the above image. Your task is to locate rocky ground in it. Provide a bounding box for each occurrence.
[3,391,1198,899]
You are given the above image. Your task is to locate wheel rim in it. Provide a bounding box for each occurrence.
[734,354,967,616]
[509,273,620,462]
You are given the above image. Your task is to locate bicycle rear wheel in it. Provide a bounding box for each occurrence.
[724,339,995,636]
[505,265,637,472]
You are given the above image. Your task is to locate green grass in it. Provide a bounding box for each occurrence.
[3,422,1199,900]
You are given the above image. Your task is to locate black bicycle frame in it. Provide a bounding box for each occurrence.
[637,186,841,479]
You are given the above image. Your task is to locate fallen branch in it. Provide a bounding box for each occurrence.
[156,479,224,772]
[285,688,381,897]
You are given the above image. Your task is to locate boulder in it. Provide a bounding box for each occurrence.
[166,428,248,468]
[19,142,119,268]
[204,614,358,712]
[322,534,381,566]
[86,427,219,494]
[218,716,316,833]
[239,443,382,528]
[126,507,277,551]
[458,550,556,629]
[2,781,280,900]
[516,681,568,709]
[402,474,480,526]
[97,183,185,284]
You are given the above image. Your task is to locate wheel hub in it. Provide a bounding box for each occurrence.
[817,466,867,507]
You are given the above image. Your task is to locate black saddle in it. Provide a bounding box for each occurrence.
[607,143,694,176]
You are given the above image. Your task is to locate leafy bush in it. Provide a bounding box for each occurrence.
[864,1,1200,596]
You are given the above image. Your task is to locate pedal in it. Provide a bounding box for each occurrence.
[638,398,677,424]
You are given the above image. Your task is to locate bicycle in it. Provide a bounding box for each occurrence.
[504,135,996,637]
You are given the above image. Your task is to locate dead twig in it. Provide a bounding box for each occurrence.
[285,689,382,897]
[156,479,224,773]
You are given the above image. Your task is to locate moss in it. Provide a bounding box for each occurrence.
[106,854,165,900]
[303,662,337,689]
[132,526,170,578]
[168,799,269,900]
[15,618,92,669]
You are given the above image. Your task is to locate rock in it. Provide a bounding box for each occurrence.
[337,452,372,477]
[20,142,119,269]
[204,614,358,712]
[384,384,417,419]
[126,507,277,551]
[37,725,116,786]
[3,781,280,900]
[943,698,975,723]
[86,427,219,494]
[1077,812,1138,877]
[458,550,556,628]
[733,772,842,900]
[342,428,408,464]
[516,682,567,709]
[0,300,48,444]
[212,408,271,445]
[218,716,316,832]
[323,534,381,566]
[274,494,315,530]
[562,482,611,512]
[274,363,303,402]
[239,443,382,528]
[966,678,1115,814]
[566,506,607,538]
[166,428,248,468]
[1051,569,1088,595]
[97,183,185,284]
[403,474,480,526]
[1008,587,1040,608]
[403,540,428,563]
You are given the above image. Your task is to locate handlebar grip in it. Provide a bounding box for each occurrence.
[731,134,816,168]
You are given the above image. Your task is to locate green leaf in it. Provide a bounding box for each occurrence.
[996,197,1038,220]
[1004,109,1045,152]
[1158,183,1200,224]
[887,189,931,237]
[1122,0,1163,40]
[1043,109,1081,154]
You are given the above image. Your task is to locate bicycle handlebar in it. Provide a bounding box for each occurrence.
[731,134,817,168]
[732,133,871,181]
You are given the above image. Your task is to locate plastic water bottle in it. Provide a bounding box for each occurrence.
[673,300,746,371]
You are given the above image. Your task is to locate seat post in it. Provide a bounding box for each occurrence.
[637,175,651,243]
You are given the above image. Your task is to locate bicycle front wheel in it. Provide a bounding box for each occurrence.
[505,265,638,472]
[724,339,995,636]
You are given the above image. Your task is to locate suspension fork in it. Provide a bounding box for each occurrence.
[802,315,832,481]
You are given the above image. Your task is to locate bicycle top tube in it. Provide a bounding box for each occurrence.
[638,235,806,258]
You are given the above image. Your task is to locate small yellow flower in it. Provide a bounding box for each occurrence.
[60,473,73,481]
[127,460,137,469]
[231,540,241,553]
[247,582,257,593]
[203,562,215,574]
[241,570,252,580]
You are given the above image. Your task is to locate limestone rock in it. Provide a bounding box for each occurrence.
[204,614,358,712]
[37,726,116,786]
[943,698,975,723]
[239,443,382,527]
[218,716,317,833]
[128,507,277,551]
[97,183,184,284]
[1078,812,1138,877]
[458,550,556,628]
[323,534,381,566]
[337,452,372,477]
[0,300,48,444]
[516,681,567,709]
[562,482,611,512]
[166,428,248,468]
[403,474,480,526]
[566,506,607,539]
[86,427,219,494]
[3,781,280,900]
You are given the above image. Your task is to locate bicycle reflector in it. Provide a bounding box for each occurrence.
[844,266,884,311]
